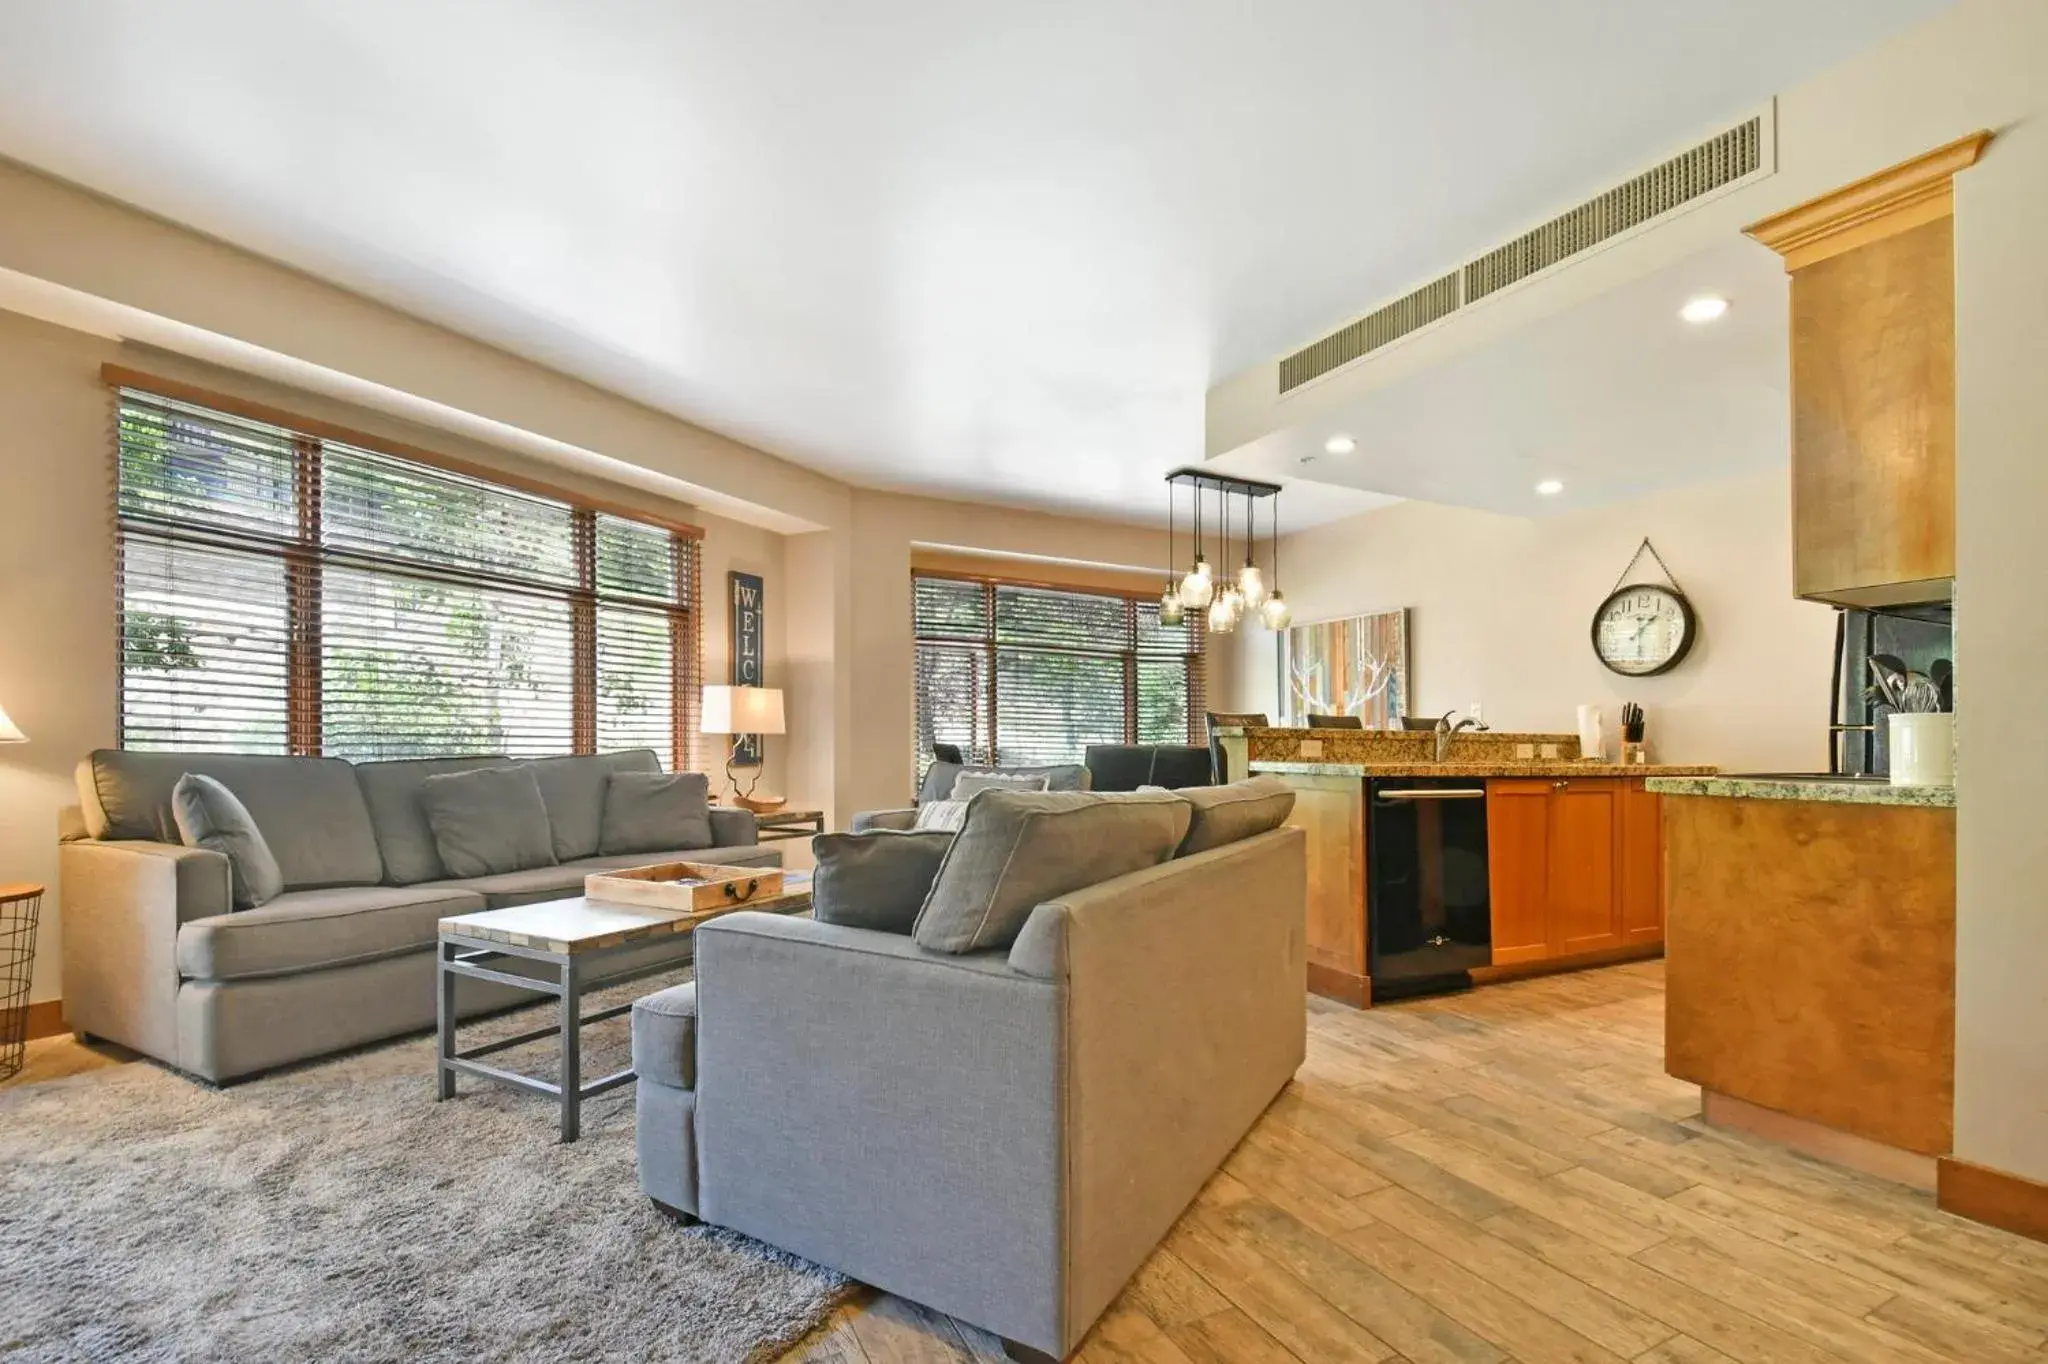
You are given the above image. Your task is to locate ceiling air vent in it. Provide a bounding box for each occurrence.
[1278,272,1459,394]
[1276,110,1771,396]
[1464,116,1764,303]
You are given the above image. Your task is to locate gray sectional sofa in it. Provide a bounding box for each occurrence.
[633,781,1307,1358]
[60,747,778,1083]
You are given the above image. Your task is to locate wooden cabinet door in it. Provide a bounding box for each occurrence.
[1618,779,1664,946]
[1486,781,1552,966]
[1547,778,1621,956]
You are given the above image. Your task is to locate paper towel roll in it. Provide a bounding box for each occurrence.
[1577,705,1604,762]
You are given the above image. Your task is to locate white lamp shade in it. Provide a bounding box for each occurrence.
[0,702,23,744]
[701,685,785,736]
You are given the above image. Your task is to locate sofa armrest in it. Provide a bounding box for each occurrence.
[690,912,1063,1350]
[58,839,231,1064]
[849,807,918,833]
[707,807,758,847]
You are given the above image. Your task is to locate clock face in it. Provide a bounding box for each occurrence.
[1593,585,1695,677]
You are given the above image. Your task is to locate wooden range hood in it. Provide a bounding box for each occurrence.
[1745,132,1991,608]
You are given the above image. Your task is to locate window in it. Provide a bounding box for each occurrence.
[114,384,703,767]
[911,572,1207,782]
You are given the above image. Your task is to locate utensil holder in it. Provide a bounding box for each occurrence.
[1888,713,1953,787]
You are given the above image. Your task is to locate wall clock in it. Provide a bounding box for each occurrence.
[1592,539,1697,677]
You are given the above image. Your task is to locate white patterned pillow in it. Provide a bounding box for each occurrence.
[913,799,970,833]
[950,771,1051,799]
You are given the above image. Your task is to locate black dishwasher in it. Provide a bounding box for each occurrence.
[1367,777,1492,1001]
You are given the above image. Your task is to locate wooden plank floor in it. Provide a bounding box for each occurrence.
[787,961,2048,1363]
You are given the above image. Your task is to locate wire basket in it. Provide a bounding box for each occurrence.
[0,884,44,1082]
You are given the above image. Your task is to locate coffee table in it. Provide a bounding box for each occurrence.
[435,872,811,1141]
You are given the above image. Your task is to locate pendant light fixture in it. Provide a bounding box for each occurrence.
[1207,479,1237,632]
[1238,489,1268,611]
[1158,475,1185,626]
[1260,489,1292,630]
[1178,478,1214,610]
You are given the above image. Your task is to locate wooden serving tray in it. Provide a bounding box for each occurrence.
[584,860,787,912]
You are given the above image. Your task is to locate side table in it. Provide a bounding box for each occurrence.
[752,808,826,842]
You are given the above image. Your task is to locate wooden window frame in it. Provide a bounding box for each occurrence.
[109,368,705,769]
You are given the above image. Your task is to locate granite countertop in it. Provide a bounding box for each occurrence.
[1251,760,1720,779]
[1643,775,1956,808]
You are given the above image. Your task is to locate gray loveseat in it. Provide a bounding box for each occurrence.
[633,785,1306,1358]
[60,747,778,1083]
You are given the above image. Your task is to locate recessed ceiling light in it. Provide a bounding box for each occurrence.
[1679,295,1729,324]
[1535,479,1564,496]
[1323,434,1356,455]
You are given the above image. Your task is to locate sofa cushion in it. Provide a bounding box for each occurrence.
[912,790,1191,954]
[78,750,383,889]
[916,761,1090,807]
[811,830,953,934]
[419,766,558,879]
[171,774,284,911]
[176,884,484,980]
[1175,777,1297,857]
[439,863,595,909]
[523,750,663,862]
[631,982,698,1089]
[579,845,784,874]
[599,771,714,856]
[353,754,509,886]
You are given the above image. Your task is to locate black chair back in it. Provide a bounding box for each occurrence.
[931,742,966,764]
[1204,712,1269,785]
[1084,744,1214,792]
[1308,714,1363,729]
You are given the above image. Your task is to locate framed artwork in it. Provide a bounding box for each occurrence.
[1278,607,1409,729]
[728,570,765,765]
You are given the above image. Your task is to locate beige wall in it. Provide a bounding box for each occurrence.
[1954,110,2048,1183]
[1214,470,1838,771]
[0,308,799,1003]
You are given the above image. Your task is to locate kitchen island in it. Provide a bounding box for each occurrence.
[1649,774,1956,1186]
[1235,726,1715,1008]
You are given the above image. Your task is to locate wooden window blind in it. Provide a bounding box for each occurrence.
[910,571,1207,786]
[114,385,703,770]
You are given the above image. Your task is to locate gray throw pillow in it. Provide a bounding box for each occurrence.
[599,771,714,856]
[171,773,284,911]
[912,790,1192,954]
[418,766,558,878]
[811,830,955,934]
[1175,777,1297,856]
[950,771,1051,799]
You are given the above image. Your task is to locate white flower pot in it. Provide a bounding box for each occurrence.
[1888,713,1953,787]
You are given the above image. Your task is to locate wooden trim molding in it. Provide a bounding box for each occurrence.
[1938,1157,2048,1245]
[17,1000,66,1042]
[1744,131,1992,271]
[102,364,707,540]
[1306,963,1369,1009]
[1703,1090,1936,1192]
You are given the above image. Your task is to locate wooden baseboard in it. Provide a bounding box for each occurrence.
[1470,941,1663,987]
[1702,1089,1937,1191]
[1306,963,1370,1009]
[6,1000,66,1042]
[1938,1157,2048,1244]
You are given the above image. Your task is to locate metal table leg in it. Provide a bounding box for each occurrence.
[559,956,581,1142]
[436,940,458,1100]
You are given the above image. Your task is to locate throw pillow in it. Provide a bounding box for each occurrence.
[912,800,969,833]
[1175,777,1297,857]
[912,790,1192,954]
[811,830,955,934]
[171,773,284,911]
[599,771,715,855]
[418,766,558,878]
[950,770,1051,799]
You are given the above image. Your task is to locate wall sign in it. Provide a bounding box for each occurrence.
[728,570,765,765]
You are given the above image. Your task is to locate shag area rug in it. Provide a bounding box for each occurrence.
[0,970,849,1363]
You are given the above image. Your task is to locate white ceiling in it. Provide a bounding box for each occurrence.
[1221,238,1794,518]
[0,0,1946,524]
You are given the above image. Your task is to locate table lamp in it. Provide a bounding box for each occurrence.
[700,685,785,811]
[0,700,24,745]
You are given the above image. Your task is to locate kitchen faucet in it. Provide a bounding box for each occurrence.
[1434,710,1483,761]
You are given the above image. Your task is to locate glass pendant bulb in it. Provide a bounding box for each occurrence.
[1238,562,1267,610]
[1179,556,1214,609]
[1158,585,1184,626]
[1207,592,1236,633]
[1259,590,1292,631]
